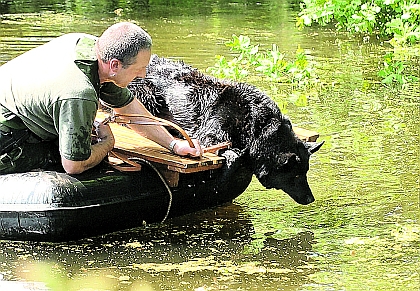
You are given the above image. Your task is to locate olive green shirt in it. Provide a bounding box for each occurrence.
[0,33,133,161]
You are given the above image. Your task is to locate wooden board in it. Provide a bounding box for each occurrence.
[96,112,319,186]
[108,122,225,174]
[293,127,319,142]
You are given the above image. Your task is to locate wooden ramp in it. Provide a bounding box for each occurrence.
[293,127,319,142]
[107,122,224,186]
[96,113,319,186]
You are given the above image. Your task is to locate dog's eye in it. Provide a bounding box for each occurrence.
[295,175,300,179]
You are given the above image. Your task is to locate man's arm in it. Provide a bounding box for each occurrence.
[113,98,202,157]
[61,121,115,174]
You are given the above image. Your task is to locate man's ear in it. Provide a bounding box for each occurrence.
[109,58,120,74]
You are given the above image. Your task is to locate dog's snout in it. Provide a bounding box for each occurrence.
[306,195,315,204]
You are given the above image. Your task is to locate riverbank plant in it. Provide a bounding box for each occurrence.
[296,0,420,86]
[207,34,316,87]
[378,52,419,85]
[296,0,420,44]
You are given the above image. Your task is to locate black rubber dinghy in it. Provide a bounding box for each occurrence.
[0,155,252,242]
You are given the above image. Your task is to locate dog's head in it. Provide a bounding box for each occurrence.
[249,116,324,205]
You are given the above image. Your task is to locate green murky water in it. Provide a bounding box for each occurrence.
[0,1,419,290]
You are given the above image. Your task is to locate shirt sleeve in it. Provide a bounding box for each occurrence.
[99,82,134,108]
[54,98,98,161]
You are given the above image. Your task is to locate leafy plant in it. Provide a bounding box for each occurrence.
[386,18,420,46]
[377,52,419,85]
[297,0,420,45]
[297,0,420,86]
[207,34,317,87]
[209,54,250,80]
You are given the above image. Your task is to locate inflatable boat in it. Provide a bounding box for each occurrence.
[0,156,251,242]
[0,118,253,242]
[0,113,318,242]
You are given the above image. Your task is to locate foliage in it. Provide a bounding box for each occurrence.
[296,0,420,45]
[296,0,420,87]
[207,34,317,87]
[378,52,419,85]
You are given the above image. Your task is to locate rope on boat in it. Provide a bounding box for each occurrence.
[130,157,173,223]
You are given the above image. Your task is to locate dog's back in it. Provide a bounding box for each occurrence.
[127,55,323,205]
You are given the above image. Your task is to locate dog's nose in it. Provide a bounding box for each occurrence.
[306,195,315,204]
[298,194,315,205]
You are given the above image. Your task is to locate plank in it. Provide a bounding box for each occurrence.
[107,122,224,174]
[95,113,319,176]
[293,127,319,142]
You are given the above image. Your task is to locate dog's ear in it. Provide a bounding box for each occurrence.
[278,152,298,165]
[305,141,325,155]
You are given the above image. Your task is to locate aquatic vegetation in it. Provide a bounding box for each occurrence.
[207,34,317,87]
[378,52,419,85]
[207,34,319,109]
[297,0,420,87]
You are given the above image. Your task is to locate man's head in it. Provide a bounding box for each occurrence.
[97,22,152,87]
[97,22,152,68]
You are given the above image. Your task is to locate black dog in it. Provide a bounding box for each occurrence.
[127,55,323,205]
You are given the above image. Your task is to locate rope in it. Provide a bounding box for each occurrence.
[108,150,142,171]
[103,113,232,154]
[104,113,195,148]
[129,157,173,223]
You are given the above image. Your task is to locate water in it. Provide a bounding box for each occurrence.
[0,1,419,290]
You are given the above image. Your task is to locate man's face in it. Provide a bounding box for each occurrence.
[114,50,151,88]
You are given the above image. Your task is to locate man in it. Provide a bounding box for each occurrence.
[0,22,201,175]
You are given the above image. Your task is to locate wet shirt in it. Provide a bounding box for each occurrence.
[0,33,133,161]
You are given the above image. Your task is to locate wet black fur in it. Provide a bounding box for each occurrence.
[126,55,323,205]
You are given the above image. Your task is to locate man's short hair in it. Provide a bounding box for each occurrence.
[97,22,152,68]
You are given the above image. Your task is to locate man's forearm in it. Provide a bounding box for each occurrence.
[113,98,201,157]
[61,135,114,174]
[113,98,174,149]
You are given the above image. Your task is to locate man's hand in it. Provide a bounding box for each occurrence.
[63,120,115,175]
[93,120,114,143]
[172,138,202,158]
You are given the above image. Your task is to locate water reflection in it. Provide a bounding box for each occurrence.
[0,0,146,15]
[0,204,317,290]
[0,0,294,19]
